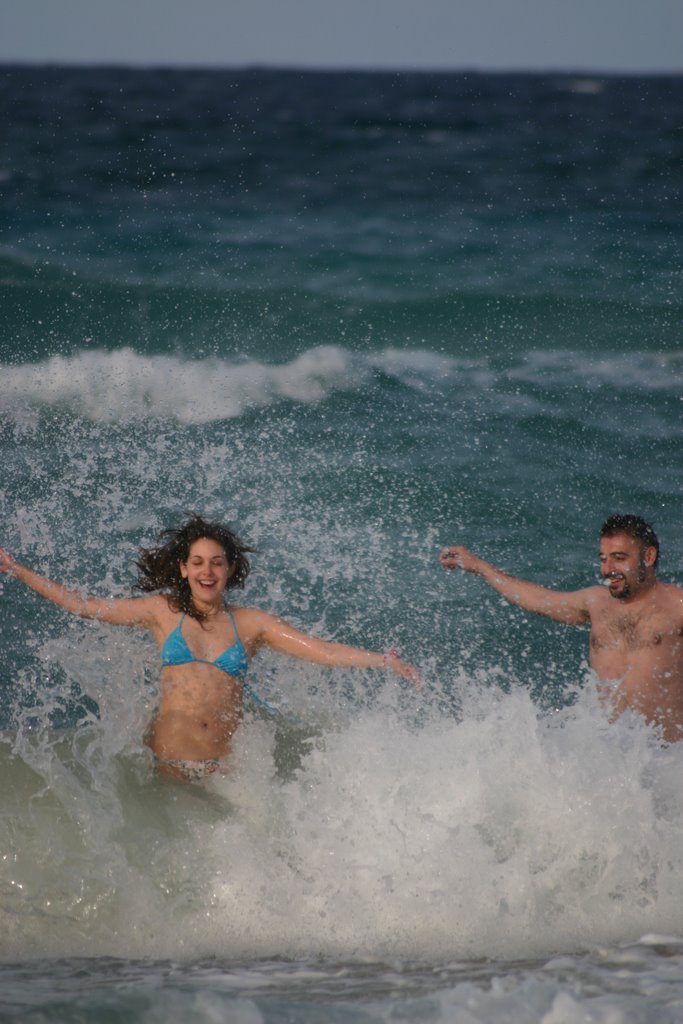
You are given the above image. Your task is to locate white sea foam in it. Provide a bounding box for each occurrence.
[0,346,368,424]
[2,647,683,964]
[509,348,683,395]
[0,344,493,425]
[2,345,681,426]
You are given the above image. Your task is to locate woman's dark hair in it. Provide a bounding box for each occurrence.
[600,514,659,565]
[135,514,254,620]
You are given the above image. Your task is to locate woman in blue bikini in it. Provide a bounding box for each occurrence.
[0,516,418,781]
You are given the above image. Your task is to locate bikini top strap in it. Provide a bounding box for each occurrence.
[226,606,241,642]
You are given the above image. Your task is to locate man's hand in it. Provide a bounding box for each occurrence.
[439,546,484,575]
[0,549,17,575]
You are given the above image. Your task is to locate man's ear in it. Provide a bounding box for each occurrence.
[643,545,657,568]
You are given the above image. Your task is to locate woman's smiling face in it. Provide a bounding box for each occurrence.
[180,537,233,604]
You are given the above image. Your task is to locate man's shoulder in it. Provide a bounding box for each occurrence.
[578,584,614,617]
[655,580,683,608]
[658,580,683,593]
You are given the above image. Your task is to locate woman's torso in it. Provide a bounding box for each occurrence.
[145,601,251,762]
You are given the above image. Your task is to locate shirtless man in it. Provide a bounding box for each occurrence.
[439,515,683,743]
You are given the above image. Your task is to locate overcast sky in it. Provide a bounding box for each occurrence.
[2,0,682,74]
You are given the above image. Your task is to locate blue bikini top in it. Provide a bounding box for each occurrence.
[161,609,249,680]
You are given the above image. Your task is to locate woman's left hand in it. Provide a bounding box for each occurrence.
[384,650,421,690]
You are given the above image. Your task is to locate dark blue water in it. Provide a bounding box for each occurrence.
[1,65,682,1023]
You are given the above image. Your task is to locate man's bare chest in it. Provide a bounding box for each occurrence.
[591,607,682,652]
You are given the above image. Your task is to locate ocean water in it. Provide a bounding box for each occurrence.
[1,64,683,1022]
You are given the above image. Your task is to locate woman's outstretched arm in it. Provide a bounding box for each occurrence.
[0,548,156,629]
[238,607,420,686]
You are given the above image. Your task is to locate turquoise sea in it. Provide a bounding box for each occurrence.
[1,65,682,1022]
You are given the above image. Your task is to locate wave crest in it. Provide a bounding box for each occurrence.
[0,346,367,424]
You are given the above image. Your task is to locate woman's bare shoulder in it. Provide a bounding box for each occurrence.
[129,592,176,627]
[230,605,283,636]
[230,604,272,624]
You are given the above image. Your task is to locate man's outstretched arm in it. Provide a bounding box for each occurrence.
[439,545,591,626]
